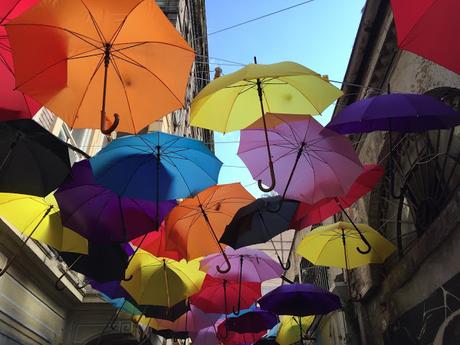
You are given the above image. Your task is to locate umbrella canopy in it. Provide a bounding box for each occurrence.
[239,114,363,204]
[60,241,129,283]
[276,316,314,345]
[217,324,266,345]
[0,0,41,122]
[121,250,205,308]
[326,93,460,134]
[131,221,183,261]
[89,279,130,300]
[296,222,396,270]
[190,61,342,133]
[291,164,384,229]
[99,294,142,316]
[0,119,70,196]
[139,299,190,321]
[391,0,460,75]
[200,247,283,283]
[191,325,220,345]
[6,0,195,133]
[220,307,279,334]
[90,131,222,201]
[220,196,298,250]
[189,275,261,314]
[0,193,87,253]
[55,160,176,242]
[165,183,254,265]
[258,283,341,316]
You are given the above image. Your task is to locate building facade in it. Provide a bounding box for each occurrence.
[285,1,460,344]
[0,1,211,344]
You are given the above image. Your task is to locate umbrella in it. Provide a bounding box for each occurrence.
[239,114,363,204]
[216,323,266,345]
[276,316,314,345]
[191,325,220,345]
[390,0,460,75]
[219,196,298,269]
[121,250,205,308]
[0,193,87,277]
[220,307,279,334]
[131,221,183,261]
[54,160,176,242]
[90,131,222,202]
[165,183,254,273]
[191,60,342,192]
[200,247,283,314]
[258,283,341,316]
[254,323,280,345]
[6,0,195,134]
[0,0,41,121]
[0,119,70,196]
[291,164,384,229]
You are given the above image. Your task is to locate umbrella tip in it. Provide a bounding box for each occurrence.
[214,67,222,79]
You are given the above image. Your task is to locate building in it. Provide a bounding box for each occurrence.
[0,1,211,344]
[284,1,460,344]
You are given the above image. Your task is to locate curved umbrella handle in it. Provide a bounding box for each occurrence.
[216,249,232,274]
[55,271,67,291]
[257,160,276,192]
[101,113,120,135]
[76,280,89,290]
[121,273,133,281]
[356,231,372,255]
[277,255,291,271]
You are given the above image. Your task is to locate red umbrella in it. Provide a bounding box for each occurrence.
[217,321,266,345]
[391,0,460,75]
[130,221,183,261]
[291,164,384,229]
[0,0,41,121]
[189,275,261,314]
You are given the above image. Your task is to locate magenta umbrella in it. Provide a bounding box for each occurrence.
[239,114,363,205]
[200,247,283,315]
[0,0,40,121]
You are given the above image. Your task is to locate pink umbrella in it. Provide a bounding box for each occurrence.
[239,114,363,205]
[200,247,283,314]
[0,0,40,121]
[191,325,220,345]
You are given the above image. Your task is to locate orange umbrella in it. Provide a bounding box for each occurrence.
[165,183,254,272]
[6,0,195,134]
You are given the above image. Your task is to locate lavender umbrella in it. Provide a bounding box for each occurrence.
[238,114,363,205]
[326,93,460,134]
[54,160,176,242]
[200,247,284,314]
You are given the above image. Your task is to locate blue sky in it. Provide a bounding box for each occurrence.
[204,0,365,196]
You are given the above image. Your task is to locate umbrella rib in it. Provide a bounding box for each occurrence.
[79,0,107,44]
[109,0,145,45]
[168,150,220,184]
[112,40,195,54]
[111,51,184,106]
[110,57,136,131]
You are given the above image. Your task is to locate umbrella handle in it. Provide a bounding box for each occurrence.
[55,254,84,291]
[277,255,291,271]
[356,232,372,255]
[216,250,232,273]
[257,160,276,192]
[281,275,295,284]
[232,256,244,315]
[101,112,120,135]
[121,273,133,281]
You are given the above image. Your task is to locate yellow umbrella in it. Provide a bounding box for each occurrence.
[190,60,342,192]
[121,250,205,307]
[276,315,314,345]
[0,192,88,276]
[296,222,396,270]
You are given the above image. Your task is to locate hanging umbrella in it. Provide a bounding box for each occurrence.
[216,322,266,345]
[99,294,142,316]
[276,316,314,345]
[239,113,363,204]
[326,93,460,134]
[291,164,384,229]
[0,193,87,277]
[165,183,254,273]
[0,0,41,122]
[200,247,283,314]
[90,131,222,201]
[189,275,261,315]
[121,250,205,308]
[390,0,460,75]
[191,60,342,192]
[254,323,280,345]
[219,307,279,334]
[131,221,183,261]
[219,196,298,269]
[0,119,70,196]
[54,160,176,242]
[6,0,195,134]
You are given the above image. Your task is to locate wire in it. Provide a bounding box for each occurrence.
[194,0,315,40]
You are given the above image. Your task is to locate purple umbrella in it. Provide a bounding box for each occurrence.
[221,307,279,334]
[200,247,283,315]
[239,114,363,205]
[326,93,460,134]
[54,160,176,242]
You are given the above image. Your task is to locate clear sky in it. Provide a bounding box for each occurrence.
[204,0,366,196]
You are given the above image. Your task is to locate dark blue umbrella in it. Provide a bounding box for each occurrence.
[90,131,222,201]
[258,283,341,317]
[222,307,279,334]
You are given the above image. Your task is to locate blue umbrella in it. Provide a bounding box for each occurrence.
[90,131,222,201]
